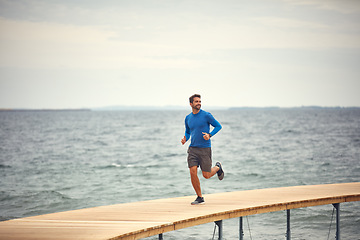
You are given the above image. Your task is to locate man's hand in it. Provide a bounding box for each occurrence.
[202,132,210,141]
[181,136,187,145]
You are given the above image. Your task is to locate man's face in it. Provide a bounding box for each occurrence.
[190,97,201,110]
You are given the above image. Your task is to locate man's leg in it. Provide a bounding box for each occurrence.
[202,166,220,179]
[189,166,202,197]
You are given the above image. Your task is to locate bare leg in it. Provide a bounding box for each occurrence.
[202,166,220,179]
[189,166,202,197]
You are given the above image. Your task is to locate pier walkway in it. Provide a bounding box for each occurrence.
[0,182,359,240]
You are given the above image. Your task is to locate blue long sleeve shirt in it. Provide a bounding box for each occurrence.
[184,109,222,148]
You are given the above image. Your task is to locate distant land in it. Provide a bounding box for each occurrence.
[92,105,227,111]
[94,105,359,111]
[0,106,359,112]
[229,106,360,110]
[0,108,91,112]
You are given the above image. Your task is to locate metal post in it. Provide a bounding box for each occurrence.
[333,203,340,240]
[158,233,163,240]
[239,217,244,240]
[286,209,291,240]
[215,220,223,240]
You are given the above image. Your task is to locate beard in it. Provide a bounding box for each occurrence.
[192,104,201,110]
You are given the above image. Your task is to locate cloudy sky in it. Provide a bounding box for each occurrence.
[0,0,359,109]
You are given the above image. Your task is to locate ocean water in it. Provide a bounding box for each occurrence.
[1,108,359,239]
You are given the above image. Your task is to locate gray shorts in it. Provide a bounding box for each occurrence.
[187,147,212,172]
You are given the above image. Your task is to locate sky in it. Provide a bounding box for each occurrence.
[0,0,359,109]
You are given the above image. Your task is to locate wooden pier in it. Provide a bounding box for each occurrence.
[0,182,359,240]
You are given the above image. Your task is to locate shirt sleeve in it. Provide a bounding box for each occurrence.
[209,119,222,137]
[184,117,191,141]
[207,113,222,137]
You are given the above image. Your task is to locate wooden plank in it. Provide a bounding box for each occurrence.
[0,182,359,240]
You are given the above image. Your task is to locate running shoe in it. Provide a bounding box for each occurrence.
[191,196,205,205]
[216,162,224,180]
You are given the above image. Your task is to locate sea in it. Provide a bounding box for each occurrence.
[1,108,359,240]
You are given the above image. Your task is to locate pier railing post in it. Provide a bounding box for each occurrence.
[286,209,291,240]
[239,217,244,240]
[215,220,223,240]
[333,203,340,240]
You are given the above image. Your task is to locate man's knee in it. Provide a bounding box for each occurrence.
[189,166,198,176]
[202,171,211,179]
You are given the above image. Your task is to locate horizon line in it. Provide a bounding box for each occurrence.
[1,105,360,111]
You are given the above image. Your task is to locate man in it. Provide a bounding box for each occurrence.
[181,94,224,205]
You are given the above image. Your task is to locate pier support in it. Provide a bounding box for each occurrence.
[158,233,163,240]
[215,220,223,240]
[286,209,291,240]
[239,217,244,240]
[333,203,340,240]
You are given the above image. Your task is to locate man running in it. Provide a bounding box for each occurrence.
[181,94,224,205]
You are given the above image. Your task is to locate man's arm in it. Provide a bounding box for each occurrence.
[209,119,222,137]
[181,118,191,145]
[203,118,222,141]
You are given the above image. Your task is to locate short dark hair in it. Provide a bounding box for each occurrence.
[189,94,201,103]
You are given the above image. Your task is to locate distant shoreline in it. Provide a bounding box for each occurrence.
[92,105,360,111]
[0,108,91,112]
[229,106,360,110]
[0,106,359,112]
